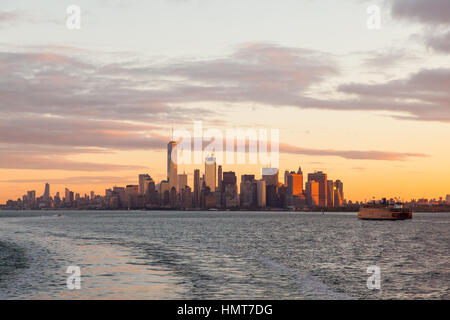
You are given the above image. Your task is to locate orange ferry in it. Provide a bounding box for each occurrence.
[358,204,412,220]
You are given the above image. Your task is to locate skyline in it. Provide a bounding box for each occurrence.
[0,0,449,203]
[2,137,449,206]
[2,137,349,210]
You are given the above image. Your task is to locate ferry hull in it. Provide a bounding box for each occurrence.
[358,208,412,220]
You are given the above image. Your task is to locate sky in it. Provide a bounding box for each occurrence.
[0,0,449,203]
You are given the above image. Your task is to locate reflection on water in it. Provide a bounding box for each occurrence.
[0,211,449,299]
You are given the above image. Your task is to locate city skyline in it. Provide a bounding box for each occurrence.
[2,138,449,208]
[0,0,449,203]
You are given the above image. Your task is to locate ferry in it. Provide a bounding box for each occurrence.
[358,203,412,220]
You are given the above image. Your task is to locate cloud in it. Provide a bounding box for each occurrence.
[279,143,427,161]
[424,30,450,53]
[0,51,210,122]
[390,0,450,25]
[2,43,447,125]
[0,154,145,171]
[363,49,419,68]
[0,43,436,171]
[337,68,450,122]
[0,117,167,150]
[387,0,450,55]
[0,11,20,28]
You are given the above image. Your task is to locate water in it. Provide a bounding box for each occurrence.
[0,210,448,300]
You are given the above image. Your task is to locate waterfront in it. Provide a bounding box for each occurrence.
[0,211,449,299]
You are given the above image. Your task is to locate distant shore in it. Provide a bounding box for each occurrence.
[1,206,450,213]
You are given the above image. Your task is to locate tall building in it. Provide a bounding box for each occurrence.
[181,186,193,209]
[90,191,95,201]
[222,171,237,190]
[159,180,169,205]
[240,175,256,208]
[222,171,238,208]
[327,180,335,207]
[334,180,344,207]
[305,181,319,207]
[27,190,36,205]
[178,173,188,192]
[193,169,200,208]
[446,194,450,205]
[262,167,279,186]
[308,171,327,207]
[205,156,217,191]
[125,185,139,208]
[143,178,156,195]
[43,183,50,200]
[167,141,178,193]
[218,165,223,193]
[64,188,71,204]
[287,168,303,196]
[256,180,266,208]
[113,186,126,206]
[139,174,151,195]
[284,170,289,186]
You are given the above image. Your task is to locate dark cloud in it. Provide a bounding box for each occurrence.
[0,51,209,122]
[424,30,450,53]
[387,0,450,55]
[3,43,447,125]
[390,0,450,25]
[337,68,450,122]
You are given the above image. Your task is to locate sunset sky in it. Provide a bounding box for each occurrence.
[0,0,449,203]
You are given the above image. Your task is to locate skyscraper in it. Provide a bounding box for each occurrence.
[308,171,327,207]
[327,180,335,207]
[205,156,217,191]
[64,188,71,204]
[240,175,256,208]
[222,171,237,190]
[139,174,151,195]
[446,194,450,205]
[284,170,289,186]
[256,180,266,208]
[125,185,139,208]
[305,181,319,207]
[167,141,178,193]
[178,172,188,192]
[218,165,223,193]
[287,169,303,196]
[222,171,238,208]
[334,180,344,207]
[159,180,169,205]
[194,169,200,208]
[43,183,50,201]
[27,190,36,205]
[262,167,279,186]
